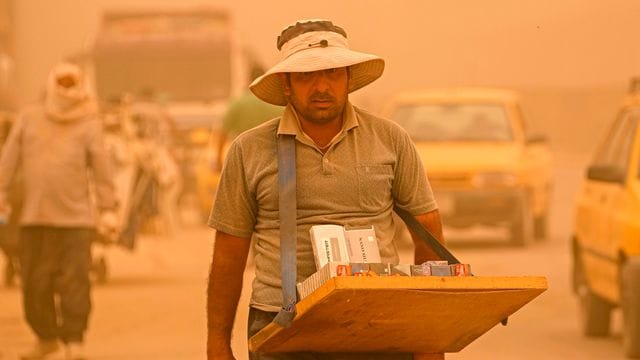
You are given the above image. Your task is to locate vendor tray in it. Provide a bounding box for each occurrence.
[249,276,547,354]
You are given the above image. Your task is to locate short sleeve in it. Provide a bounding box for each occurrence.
[207,139,257,238]
[391,129,438,215]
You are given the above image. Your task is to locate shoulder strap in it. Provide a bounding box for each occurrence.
[274,134,297,327]
[393,206,460,265]
[394,207,507,322]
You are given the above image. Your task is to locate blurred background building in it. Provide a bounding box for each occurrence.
[4,0,640,157]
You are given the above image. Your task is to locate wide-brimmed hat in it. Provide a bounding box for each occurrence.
[250,19,385,106]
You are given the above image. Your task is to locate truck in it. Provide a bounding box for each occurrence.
[85,7,252,216]
[89,7,249,133]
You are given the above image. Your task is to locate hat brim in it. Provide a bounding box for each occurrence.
[250,47,385,106]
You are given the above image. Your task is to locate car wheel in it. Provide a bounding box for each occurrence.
[622,258,640,357]
[509,196,532,246]
[574,252,612,336]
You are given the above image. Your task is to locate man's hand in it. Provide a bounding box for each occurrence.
[207,344,236,360]
[0,204,11,225]
[207,231,251,360]
[411,209,445,264]
[97,210,119,242]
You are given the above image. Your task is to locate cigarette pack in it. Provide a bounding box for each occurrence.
[297,262,390,299]
[296,261,350,299]
[350,263,370,276]
[344,226,381,263]
[431,265,453,276]
[425,261,449,267]
[453,263,472,276]
[391,264,411,276]
[309,225,350,270]
[411,263,431,276]
[368,263,391,276]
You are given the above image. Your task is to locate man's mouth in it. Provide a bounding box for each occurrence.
[311,97,334,108]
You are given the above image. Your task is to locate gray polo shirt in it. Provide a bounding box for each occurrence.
[209,102,436,311]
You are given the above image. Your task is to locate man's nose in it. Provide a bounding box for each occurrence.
[312,71,332,90]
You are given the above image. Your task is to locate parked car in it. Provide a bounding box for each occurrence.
[384,88,553,245]
[572,80,640,357]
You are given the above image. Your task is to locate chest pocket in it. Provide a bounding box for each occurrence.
[356,164,393,211]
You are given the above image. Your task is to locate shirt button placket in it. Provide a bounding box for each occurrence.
[322,156,331,174]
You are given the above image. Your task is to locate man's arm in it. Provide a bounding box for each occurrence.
[0,116,23,211]
[88,120,118,211]
[207,230,251,360]
[409,209,445,264]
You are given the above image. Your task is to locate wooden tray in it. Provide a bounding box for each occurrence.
[249,276,547,354]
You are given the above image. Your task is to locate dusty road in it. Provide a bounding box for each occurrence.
[0,152,629,359]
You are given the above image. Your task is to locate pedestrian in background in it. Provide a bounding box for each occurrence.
[214,64,283,172]
[0,62,118,360]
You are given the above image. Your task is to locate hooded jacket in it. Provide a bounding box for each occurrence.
[0,62,117,227]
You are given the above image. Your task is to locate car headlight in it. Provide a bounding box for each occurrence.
[471,171,518,188]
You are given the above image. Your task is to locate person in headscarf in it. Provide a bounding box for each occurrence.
[0,61,118,360]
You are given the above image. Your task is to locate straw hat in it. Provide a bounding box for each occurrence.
[249,19,385,106]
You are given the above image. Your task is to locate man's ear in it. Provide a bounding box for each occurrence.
[278,73,291,96]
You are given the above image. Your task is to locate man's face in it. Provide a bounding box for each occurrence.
[283,67,349,125]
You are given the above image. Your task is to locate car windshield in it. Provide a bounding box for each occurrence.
[392,103,513,142]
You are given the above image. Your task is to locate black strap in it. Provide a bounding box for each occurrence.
[393,206,460,265]
[274,134,297,327]
[394,206,508,325]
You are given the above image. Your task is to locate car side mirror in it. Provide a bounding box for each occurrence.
[526,134,548,144]
[586,164,626,184]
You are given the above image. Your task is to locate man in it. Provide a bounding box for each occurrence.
[0,62,118,360]
[214,64,283,172]
[207,19,444,360]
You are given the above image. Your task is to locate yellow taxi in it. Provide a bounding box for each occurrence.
[384,88,553,245]
[572,82,640,357]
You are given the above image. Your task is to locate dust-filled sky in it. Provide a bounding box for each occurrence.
[7,0,640,151]
[9,1,640,98]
